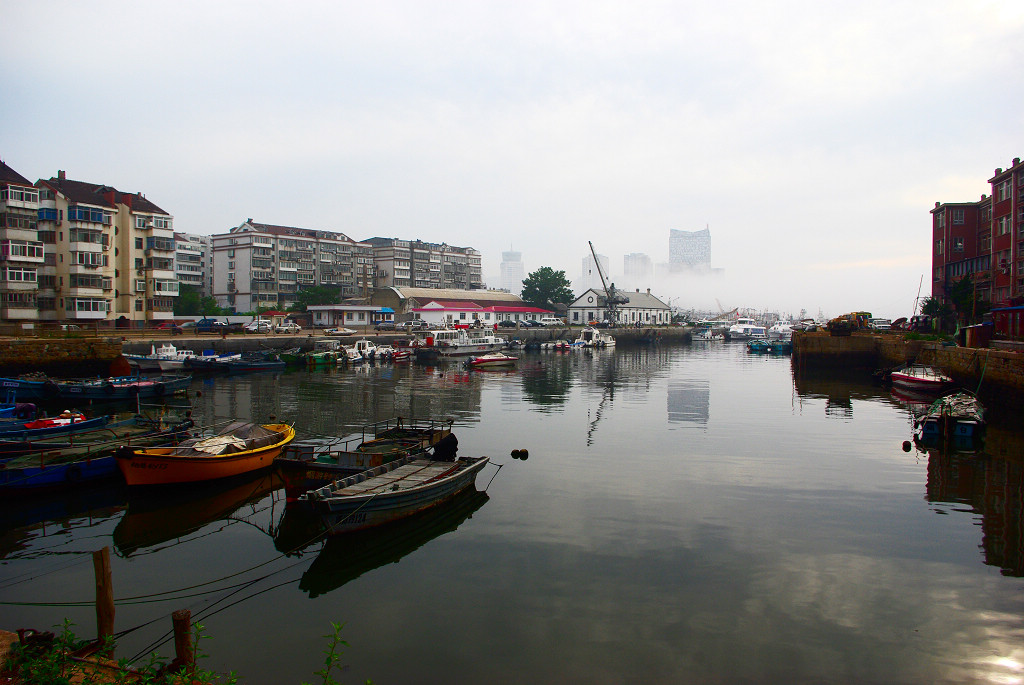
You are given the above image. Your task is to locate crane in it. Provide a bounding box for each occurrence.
[588,241,629,325]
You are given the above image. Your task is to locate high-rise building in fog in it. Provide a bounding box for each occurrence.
[500,250,525,294]
[580,252,611,293]
[623,253,653,288]
[669,228,711,272]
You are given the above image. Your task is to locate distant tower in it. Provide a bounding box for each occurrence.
[623,253,652,288]
[669,227,711,272]
[500,250,525,294]
[581,252,610,293]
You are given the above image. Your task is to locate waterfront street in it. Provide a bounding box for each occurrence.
[1,343,1023,684]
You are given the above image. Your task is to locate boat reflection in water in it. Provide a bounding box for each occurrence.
[279,487,489,598]
[112,470,283,556]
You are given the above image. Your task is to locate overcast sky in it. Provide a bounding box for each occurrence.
[3,1,1022,318]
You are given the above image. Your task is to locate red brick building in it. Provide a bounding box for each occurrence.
[931,156,1023,309]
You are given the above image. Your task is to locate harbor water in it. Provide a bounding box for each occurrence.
[2,342,1023,684]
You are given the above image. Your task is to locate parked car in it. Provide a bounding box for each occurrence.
[60,324,81,331]
[323,327,356,335]
[402,320,429,331]
[869,318,892,331]
[538,317,564,327]
[374,320,397,331]
[245,320,272,334]
[195,318,228,334]
[155,322,183,335]
[497,320,518,328]
[519,320,540,328]
[275,321,302,334]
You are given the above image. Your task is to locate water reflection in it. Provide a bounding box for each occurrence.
[923,440,1024,577]
[295,488,489,598]
[112,471,283,557]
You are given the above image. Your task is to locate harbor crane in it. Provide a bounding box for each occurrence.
[588,241,629,325]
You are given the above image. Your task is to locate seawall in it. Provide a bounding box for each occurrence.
[792,331,1024,395]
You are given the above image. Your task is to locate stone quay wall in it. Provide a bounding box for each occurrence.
[0,337,124,376]
[793,331,1024,394]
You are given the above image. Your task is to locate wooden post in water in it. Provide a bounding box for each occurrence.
[172,609,194,669]
[92,546,115,650]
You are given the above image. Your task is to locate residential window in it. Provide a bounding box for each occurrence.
[997,216,1011,236]
[997,180,1012,202]
[952,237,964,252]
[952,209,964,225]
[935,239,944,255]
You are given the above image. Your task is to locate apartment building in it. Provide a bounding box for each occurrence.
[31,170,177,324]
[363,237,483,290]
[211,220,376,312]
[0,160,44,321]
[175,232,212,297]
[931,156,1024,307]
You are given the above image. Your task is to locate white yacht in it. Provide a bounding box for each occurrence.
[728,318,767,341]
[420,328,507,357]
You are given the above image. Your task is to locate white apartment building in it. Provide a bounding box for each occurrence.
[28,170,176,324]
[0,160,44,321]
[364,237,483,290]
[175,232,212,297]
[212,220,376,312]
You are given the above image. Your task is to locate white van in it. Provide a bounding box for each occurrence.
[870,318,892,331]
[538,317,564,327]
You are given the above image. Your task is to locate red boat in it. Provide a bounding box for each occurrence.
[467,352,518,369]
[889,365,953,393]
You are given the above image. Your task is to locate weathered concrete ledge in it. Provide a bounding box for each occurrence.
[0,337,124,376]
[793,331,1024,394]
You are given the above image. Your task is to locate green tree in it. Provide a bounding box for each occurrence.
[174,285,201,315]
[289,285,342,312]
[947,275,990,325]
[521,267,574,309]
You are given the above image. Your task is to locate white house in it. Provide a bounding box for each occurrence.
[568,288,671,326]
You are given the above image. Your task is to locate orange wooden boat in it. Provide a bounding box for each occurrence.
[116,421,295,486]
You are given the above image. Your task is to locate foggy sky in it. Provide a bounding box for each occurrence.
[2,1,1022,319]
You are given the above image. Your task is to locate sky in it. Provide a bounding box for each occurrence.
[2,0,1023,319]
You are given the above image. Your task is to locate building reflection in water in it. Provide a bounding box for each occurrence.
[923,430,1024,577]
[667,379,710,426]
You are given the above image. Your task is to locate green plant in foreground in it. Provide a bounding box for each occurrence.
[4,619,236,685]
[303,622,373,685]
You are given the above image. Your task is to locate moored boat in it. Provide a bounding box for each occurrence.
[116,421,295,486]
[300,453,490,534]
[889,365,953,393]
[0,374,192,402]
[574,327,616,348]
[414,328,506,359]
[467,352,518,369]
[915,391,985,446]
[277,418,455,500]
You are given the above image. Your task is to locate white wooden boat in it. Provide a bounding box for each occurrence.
[344,339,378,363]
[126,343,196,372]
[300,454,490,534]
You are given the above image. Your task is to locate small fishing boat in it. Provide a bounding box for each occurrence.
[574,327,616,348]
[300,453,490,534]
[0,410,110,440]
[915,392,985,445]
[125,343,196,372]
[0,413,195,491]
[0,374,192,401]
[277,347,306,366]
[306,339,342,366]
[746,339,772,353]
[344,339,378,363]
[467,352,518,369]
[116,421,295,486]
[277,418,455,500]
[889,365,953,393]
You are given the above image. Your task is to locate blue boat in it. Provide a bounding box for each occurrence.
[0,414,194,491]
[0,413,112,440]
[0,374,192,401]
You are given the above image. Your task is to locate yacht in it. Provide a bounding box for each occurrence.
[728,318,767,341]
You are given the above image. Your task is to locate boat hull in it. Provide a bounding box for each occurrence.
[116,423,295,486]
[308,456,488,534]
[0,455,119,492]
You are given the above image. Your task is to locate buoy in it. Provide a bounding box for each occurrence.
[902,441,912,452]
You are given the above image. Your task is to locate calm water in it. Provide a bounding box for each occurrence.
[2,343,1024,684]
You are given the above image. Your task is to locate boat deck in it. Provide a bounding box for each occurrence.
[333,459,458,496]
